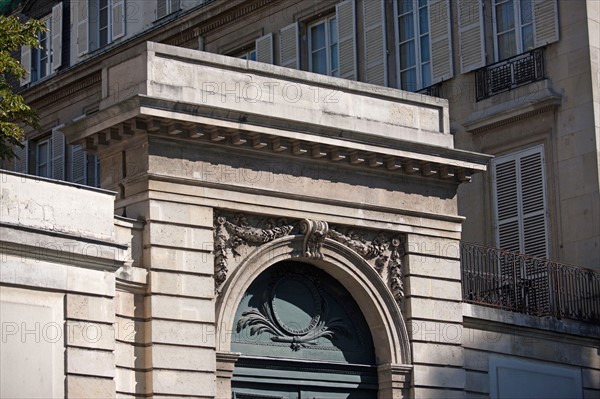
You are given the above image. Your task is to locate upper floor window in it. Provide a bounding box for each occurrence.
[157,0,181,19]
[88,0,125,51]
[36,138,52,178]
[493,0,534,61]
[238,49,257,61]
[395,0,431,91]
[308,16,339,77]
[20,3,62,86]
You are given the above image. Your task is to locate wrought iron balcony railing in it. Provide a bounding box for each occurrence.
[416,82,443,98]
[475,48,545,101]
[461,242,600,324]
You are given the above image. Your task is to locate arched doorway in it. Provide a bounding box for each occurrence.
[231,261,378,398]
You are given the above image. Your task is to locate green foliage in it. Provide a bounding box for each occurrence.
[0,15,46,161]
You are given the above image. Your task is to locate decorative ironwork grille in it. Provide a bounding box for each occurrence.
[416,82,442,98]
[461,242,600,324]
[475,48,545,101]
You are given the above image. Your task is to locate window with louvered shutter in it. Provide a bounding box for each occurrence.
[51,3,63,71]
[279,22,299,69]
[428,0,453,82]
[457,0,485,73]
[112,0,125,40]
[363,0,387,86]
[77,1,88,56]
[533,0,559,47]
[20,46,31,85]
[71,145,87,184]
[51,128,66,180]
[492,145,549,258]
[336,0,356,80]
[255,33,273,64]
[13,141,29,174]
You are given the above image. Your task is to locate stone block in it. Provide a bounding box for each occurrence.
[150,344,215,372]
[152,369,216,396]
[411,388,466,399]
[148,246,213,274]
[412,343,463,366]
[405,258,461,280]
[148,200,213,227]
[465,370,489,393]
[405,236,461,260]
[148,295,215,323]
[148,319,216,347]
[66,294,115,323]
[150,271,214,299]
[405,276,462,301]
[66,320,115,350]
[145,223,213,250]
[114,316,144,344]
[582,368,600,390]
[67,347,115,378]
[407,320,464,344]
[115,367,146,395]
[115,341,144,369]
[405,298,463,323]
[412,364,466,389]
[464,349,489,371]
[67,375,115,398]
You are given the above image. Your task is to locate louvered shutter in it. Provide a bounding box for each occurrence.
[457,0,485,73]
[13,141,29,174]
[51,128,65,180]
[20,46,31,85]
[429,0,453,82]
[533,0,559,47]
[51,3,63,71]
[336,0,356,80]
[112,0,126,40]
[256,33,274,64]
[172,0,181,12]
[157,0,167,19]
[492,146,548,258]
[71,145,87,184]
[279,22,299,69]
[363,0,387,85]
[77,1,88,56]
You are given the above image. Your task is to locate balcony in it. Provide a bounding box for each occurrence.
[475,48,545,101]
[461,242,600,324]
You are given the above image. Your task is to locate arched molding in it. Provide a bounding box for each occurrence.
[215,235,411,365]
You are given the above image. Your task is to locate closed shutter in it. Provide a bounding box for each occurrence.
[77,1,88,56]
[51,128,66,180]
[172,0,181,12]
[20,46,31,85]
[13,141,29,174]
[157,0,167,19]
[279,22,299,69]
[492,146,548,258]
[71,145,87,184]
[429,0,453,82]
[112,0,126,40]
[457,0,485,73]
[256,33,274,64]
[533,0,559,47]
[363,0,387,86]
[52,2,63,71]
[336,0,356,80]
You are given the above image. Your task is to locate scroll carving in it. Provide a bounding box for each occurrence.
[300,219,329,259]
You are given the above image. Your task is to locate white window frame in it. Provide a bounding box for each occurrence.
[36,138,52,178]
[308,15,339,77]
[88,0,124,51]
[31,16,52,83]
[394,0,432,91]
[492,0,534,61]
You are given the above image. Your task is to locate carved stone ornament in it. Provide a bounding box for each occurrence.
[236,272,349,351]
[299,219,329,259]
[213,212,405,305]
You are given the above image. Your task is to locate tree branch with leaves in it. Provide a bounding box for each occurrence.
[0,15,46,161]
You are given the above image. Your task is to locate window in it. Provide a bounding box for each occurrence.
[308,16,339,77]
[395,0,431,91]
[493,0,534,61]
[238,49,257,61]
[31,17,52,82]
[88,0,125,51]
[157,0,181,19]
[36,138,52,178]
[492,145,548,258]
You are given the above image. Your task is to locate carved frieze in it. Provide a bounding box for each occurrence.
[213,212,405,306]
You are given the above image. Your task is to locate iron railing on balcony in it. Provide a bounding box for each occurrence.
[475,48,545,101]
[416,82,443,98]
[461,242,600,324]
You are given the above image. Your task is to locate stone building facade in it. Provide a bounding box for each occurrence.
[1,0,599,398]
